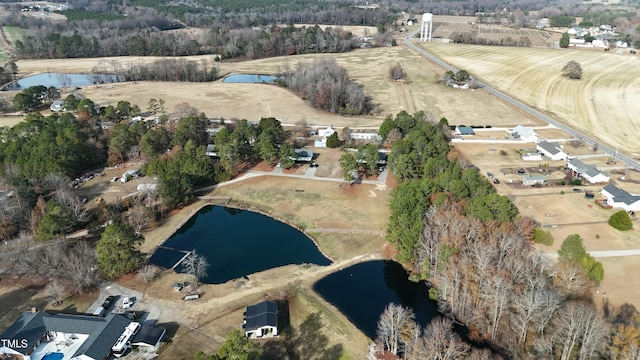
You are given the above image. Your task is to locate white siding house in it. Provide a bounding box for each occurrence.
[601,184,640,212]
[244,301,279,339]
[567,158,610,184]
[536,141,567,161]
[512,125,539,143]
[523,175,546,186]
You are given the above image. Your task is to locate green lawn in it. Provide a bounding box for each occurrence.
[3,26,26,44]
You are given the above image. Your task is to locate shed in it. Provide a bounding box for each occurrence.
[244,301,279,339]
[455,126,475,136]
[523,175,546,186]
[131,325,166,350]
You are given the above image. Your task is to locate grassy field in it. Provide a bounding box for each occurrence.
[3,26,26,45]
[421,43,640,156]
[14,46,543,128]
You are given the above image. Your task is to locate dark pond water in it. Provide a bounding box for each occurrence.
[314,260,440,339]
[222,74,278,83]
[149,206,331,284]
[4,73,125,90]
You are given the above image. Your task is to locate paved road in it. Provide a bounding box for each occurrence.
[589,249,640,258]
[403,32,640,171]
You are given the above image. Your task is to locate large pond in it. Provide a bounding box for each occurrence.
[4,73,125,91]
[149,205,331,284]
[314,260,440,339]
[222,74,278,84]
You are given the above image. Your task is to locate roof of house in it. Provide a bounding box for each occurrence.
[206,144,216,152]
[245,301,278,332]
[537,141,564,155]
[602,184,640,205]
[0,311,132,359]
[456,126,475,135]
[294,149,313,158]
[131,325,166,348]
[569,158,608,178]
[513,125,537,140]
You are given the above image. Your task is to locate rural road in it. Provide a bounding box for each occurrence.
[589,249,640,258]
[403,31,640,171]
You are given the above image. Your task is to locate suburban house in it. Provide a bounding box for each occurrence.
[567,158,610,184]
[314,127,336,148]
[512,125,539,143]
[244,301,279,339]
[50,100,66,112]
[536,141,567,161]
[349,132,383,142]
[0,310,132,360]
[523,175,546,186]
[455,126,475,136]
[291,149,313,162]
[522,153,542,161]
[600,184,640,212]
[205,144,219,157]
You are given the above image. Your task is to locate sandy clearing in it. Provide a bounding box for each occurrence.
[421,43,640,156]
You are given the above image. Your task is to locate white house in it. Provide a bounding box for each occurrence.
[616,41,628,48]
[50,100,66,112]
[512,125,539,143]
[536,141,567,161]
[601,184,640,212]
[244,301,279,338]
[567,158,610,184]
[592,39,608,48]
[523,175,546,186]
[350,132,383,142]
[522,153,542,161]
[317,127,336,138]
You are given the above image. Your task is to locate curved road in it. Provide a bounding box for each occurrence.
[403,31,640,171]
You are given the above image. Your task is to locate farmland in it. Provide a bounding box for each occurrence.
[420,42,640,156]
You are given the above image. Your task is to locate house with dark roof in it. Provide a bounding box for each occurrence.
[0,310,132,360]
[131,325,166,351]
[205,144,219,157]
[536,141,567,161]
[455,126,475,136]
[291,149,313,162]
[601,184,640,212]
[243,301,278,339]
[567,158,610,184]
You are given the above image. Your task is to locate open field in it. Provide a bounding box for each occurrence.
[3,26,25,45]
[421,43,640,156]
[14,46,543,127]
[432,20,560,47]
[454,140,640,309]
[0,115,27,127]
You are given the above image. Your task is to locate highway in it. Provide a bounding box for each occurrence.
[402,32,640,171]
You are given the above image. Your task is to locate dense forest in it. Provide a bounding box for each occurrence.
[381,111,640,359]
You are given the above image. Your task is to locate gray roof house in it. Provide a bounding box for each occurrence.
[50,100,66,112]
[455,126,475,136]
[291,149,313,162]
[536,141,567,161]
[512,125,538,143]
[523,175,546,186]
[205,144,219,157]
[244,301,278,339]
[567,158,610,184]
[0,310,132,360]
[601,184,640,212]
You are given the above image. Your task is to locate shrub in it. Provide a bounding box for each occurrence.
[499,150,508,156]
[326,133,341,148]
[609,210,633,231]
[534,228,554,246]
[570,179,582,186]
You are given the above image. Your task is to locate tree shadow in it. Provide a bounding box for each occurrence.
[0,284,48,329]
[262,312,344,360]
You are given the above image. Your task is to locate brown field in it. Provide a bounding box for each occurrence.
[432,20,561,48]
[454,141,640,309]
[420,42,640,156]
[15,45,541,128]
[0,115,26,127]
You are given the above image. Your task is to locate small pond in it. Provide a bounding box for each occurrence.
[149,205,331,284]
[222,74,278,84]
[314,260,440,339]
[4,72,125,91]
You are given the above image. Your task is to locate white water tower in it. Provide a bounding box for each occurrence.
[420,13,433,42]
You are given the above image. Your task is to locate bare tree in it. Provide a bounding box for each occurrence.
[126,203,154,233]
[182,251,209,284]
[43,172,70,191]
[137,264,160,283]
[390,63,405,81]
[45,279,66,305]
[416,317,470,360]
[62,240,97,294]
[376,303,415,355]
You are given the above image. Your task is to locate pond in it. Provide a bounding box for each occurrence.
[313,260,440,339]
[149,205,331,284]
[4,72,125,91]
[222,74,278,84]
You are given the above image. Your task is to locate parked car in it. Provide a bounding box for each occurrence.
[111,176,118,182]
[102,295,116,309]
[493,178,500,184]
[487,172,494,179]
[516,168,526,175]
[310,162,319,168]
[122,297,134,309]
[573,188,582,193]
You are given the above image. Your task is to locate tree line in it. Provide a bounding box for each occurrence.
[283,58,372,115]
[381,110,639,359]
